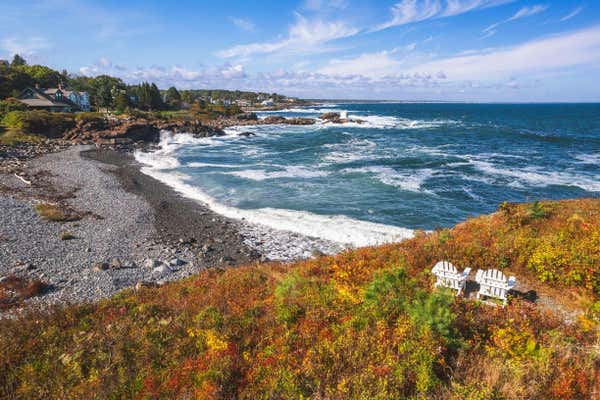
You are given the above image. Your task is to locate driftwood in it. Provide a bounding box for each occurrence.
[14,173,32,185]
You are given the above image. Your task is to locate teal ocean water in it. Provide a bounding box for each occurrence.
[136,103,600,249]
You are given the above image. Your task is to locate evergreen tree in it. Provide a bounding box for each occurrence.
[10,54,26,67]
[114,92,131,113]
[165,86,181,109]
[150,83,164,110]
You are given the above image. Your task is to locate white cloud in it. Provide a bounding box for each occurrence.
[560,6,584,22]
[217,13,358,58]
[374,0,515,31]
[318,44,417,77]
[319,50,403,78]
[1,37,51,57]
[229,16,255,32]
[410,25,600,80]
[483,4,548,35]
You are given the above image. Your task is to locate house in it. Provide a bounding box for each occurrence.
[235,99,251,107]
[260,99,274,106]
[18,84,90,112]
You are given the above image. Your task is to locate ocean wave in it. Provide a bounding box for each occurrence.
[225,166,328,181]
[573,153,600,165]
[321,138,378,164]
[132,164,414,247]
[343,166,435,193]
[316,115,460,130]
[470,160,600,192]
[187,162,244,169]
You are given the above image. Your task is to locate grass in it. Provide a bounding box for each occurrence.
[0,275,49,310]
[0,199,598,399]
[34,203,81,222]
[0,129,44,146]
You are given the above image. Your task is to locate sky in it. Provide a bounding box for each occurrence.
[1,0,599,101]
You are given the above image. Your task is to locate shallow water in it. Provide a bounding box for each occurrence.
[135,103,600,248]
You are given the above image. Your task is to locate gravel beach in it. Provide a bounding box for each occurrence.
[0,145,342,310]
[0,146,262,309]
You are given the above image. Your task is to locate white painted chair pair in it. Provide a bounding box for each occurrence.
[431,261,517,305]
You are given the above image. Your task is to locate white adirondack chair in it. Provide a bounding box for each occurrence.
[431,261,471,296]
[475,269,517,306]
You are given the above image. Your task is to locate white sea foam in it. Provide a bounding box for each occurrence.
[470,160,600,192]
[134,133,414,248]
[187,162,243,169]
[343,166,435,193]
[321,138,378,164]
[225,166,328,181]
[573,153,600,165]
[135,166,413,247]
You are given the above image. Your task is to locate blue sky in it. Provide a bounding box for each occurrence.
[1,0,599,101]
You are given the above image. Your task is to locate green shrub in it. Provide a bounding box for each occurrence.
[2,110,75,137]
[0,98,26,120]
[529,201,548,219]
[409,289,457,344]
[364,266,415,319]
[274,273,307,325]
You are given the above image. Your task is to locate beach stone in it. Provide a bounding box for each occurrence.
[92,262,109,272]
[142,258,161,268]
[153,264,171,275]
[312,249,326,258]
[135,281,158,291]
[169,258,185,267]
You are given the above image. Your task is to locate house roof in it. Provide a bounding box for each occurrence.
[18,87,80,109]
[44,88,86,97]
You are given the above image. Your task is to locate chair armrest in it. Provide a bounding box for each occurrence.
[507,276,516,289]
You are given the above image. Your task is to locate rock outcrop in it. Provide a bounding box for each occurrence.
[64,119,160,145]
[319,112,364,125]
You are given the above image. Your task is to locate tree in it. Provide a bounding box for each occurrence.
[150,83,164,110]
[10,54,26,67]
[88,75,126,109]
[114,92,131,113]
[165,86,181,109]
[17,65,61,88]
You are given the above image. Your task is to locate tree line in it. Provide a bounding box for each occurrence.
[0,54,287,113]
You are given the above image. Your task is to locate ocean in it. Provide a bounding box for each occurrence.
[135,103,600,258]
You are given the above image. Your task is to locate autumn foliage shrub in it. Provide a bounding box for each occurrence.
[0,199,598,399]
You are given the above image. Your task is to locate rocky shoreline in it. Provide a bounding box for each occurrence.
[0,110,361,311]
[0,142,343,312]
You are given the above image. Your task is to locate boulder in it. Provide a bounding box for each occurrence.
[153,264,172,275]
[237,112,258,121]
[142,258,161,269]
[319,112,341,122]
[92,262,109,272]
[169,258,185,267]
[287,118,316,125]
[135,281,159,291]
[262,116,288,124]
